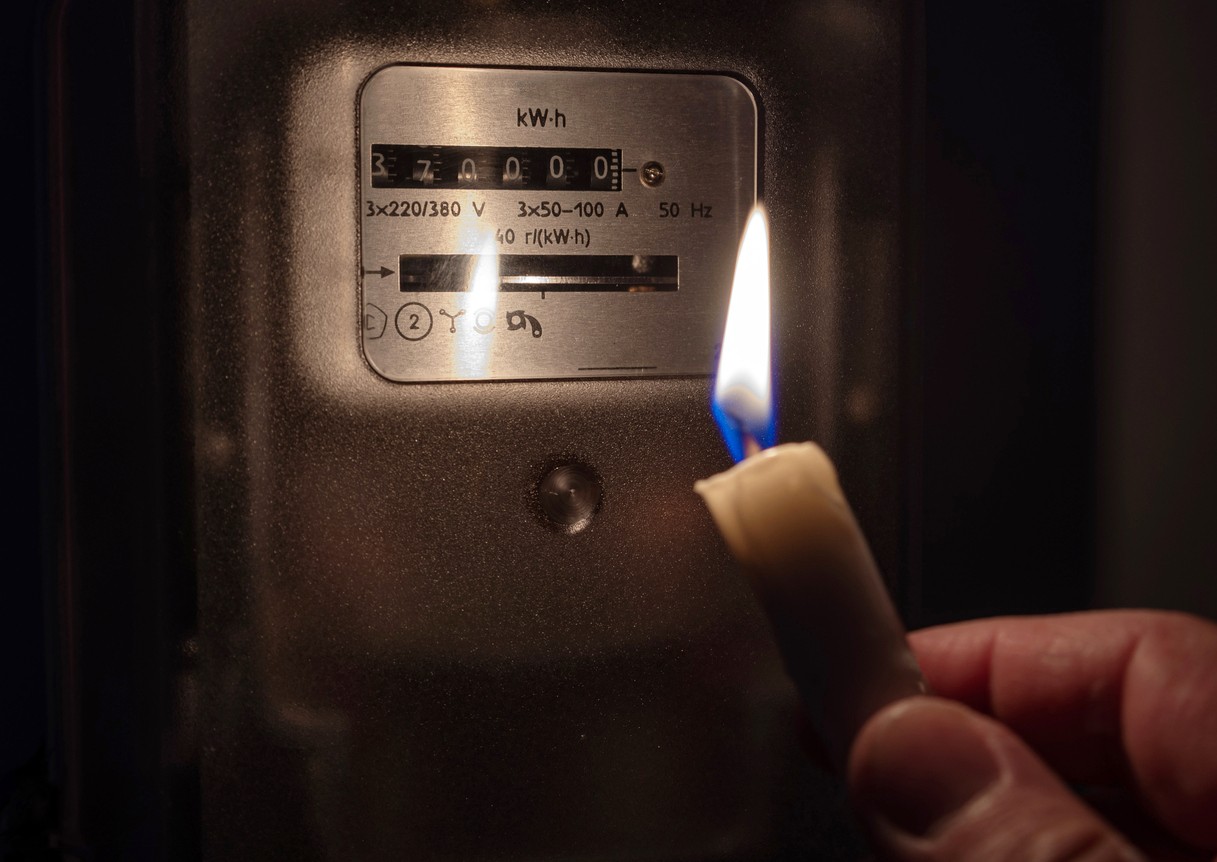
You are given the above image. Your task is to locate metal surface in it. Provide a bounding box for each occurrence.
[182,1,909,859]
[360,67,756,382]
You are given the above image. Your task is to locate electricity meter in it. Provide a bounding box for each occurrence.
[359,66,757,381]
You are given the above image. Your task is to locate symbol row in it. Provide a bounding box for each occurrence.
[363,303,543,342]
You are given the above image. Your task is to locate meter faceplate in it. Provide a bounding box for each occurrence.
[359,66,757,382]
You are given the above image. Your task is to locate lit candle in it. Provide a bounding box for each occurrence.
[696,206,926,768]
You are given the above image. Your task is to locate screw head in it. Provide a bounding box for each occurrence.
[640,161,665,187]
[538,462,603,534]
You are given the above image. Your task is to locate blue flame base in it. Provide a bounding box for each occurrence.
[711,398,777,463]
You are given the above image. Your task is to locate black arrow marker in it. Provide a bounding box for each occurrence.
[362,266,394,278]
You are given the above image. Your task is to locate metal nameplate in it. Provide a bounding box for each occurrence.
[359,66,757,382]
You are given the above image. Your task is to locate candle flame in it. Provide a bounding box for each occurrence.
[712,205,775,461]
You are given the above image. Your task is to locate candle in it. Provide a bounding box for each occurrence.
[698,206,926,769]
[695,443,926,767]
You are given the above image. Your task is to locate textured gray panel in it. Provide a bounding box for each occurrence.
[185,1,906,858]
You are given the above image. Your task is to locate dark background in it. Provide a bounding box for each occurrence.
[913,1,1216,625]
[4,0,1216,853]
[5,0,55,828]
[914,2,1106,623]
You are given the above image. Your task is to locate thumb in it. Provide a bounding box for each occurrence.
[848,697,1146,862]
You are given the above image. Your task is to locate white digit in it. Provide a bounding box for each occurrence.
[593,155,608,180]
[549,155,564,180]
[460,158,477,181]
[504,156,521,181]
[371,152,387,177]
[416,159,432,182]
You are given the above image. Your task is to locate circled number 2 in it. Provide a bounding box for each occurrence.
[395,302,433,342]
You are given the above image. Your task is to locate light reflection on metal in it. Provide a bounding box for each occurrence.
[453,234,499,378]
[712,205,775,462]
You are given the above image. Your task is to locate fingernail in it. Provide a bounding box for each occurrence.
[852,698,1002,837]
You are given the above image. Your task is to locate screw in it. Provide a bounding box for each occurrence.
[640,161,665,187]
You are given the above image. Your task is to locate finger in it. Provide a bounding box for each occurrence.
[850,697,1146,862]
[907,611,1217,849]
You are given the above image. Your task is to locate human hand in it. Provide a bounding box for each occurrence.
[848,611,1217,861]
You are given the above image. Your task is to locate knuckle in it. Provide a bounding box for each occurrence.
[1010,817,1142,862]
[932,801,1142,862]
